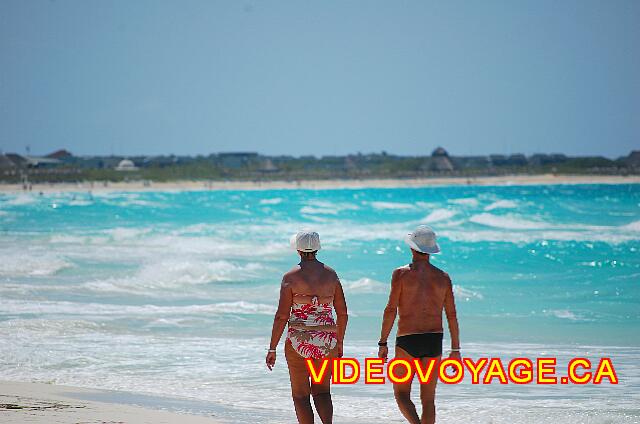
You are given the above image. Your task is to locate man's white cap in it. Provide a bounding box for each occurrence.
[405,225,440,254]
[291,230,321,252]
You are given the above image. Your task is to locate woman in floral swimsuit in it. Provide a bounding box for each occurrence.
[266,231,348,424]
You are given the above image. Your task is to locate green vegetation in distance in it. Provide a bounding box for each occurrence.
[1,149,639,184]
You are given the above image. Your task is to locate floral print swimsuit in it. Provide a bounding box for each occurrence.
[287,295,338,359]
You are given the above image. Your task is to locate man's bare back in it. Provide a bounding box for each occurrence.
[394,260,454,336]
[379,254,459,358]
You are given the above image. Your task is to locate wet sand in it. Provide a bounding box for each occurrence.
[0,380,223,424]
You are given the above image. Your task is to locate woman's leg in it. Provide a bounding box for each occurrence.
[310,346,337,424]
[285,341,315,424]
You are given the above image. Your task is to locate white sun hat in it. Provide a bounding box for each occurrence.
[405,225,440,254]
[291,230,321,252]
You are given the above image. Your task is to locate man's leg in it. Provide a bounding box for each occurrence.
[393,347,421,424]
[285,341,315,424]
[419,356,440,424]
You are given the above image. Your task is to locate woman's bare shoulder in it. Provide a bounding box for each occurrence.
[322,263,338,276]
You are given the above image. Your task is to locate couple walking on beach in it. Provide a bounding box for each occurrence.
[266,226,461,424]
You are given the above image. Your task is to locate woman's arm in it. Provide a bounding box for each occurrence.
[333,278,348,357]
[266,276,293,370]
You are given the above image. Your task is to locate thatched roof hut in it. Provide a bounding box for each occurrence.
[428,147,454,172]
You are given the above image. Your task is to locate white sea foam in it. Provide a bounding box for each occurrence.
[423,209,458,223]
[1,194,37,206]
[0,299,276,316]
[121,198,168,208]
[448,198,479,207]
[300,206,339,215]
[469,213,549,230]
[68,199,93,206]
[484,199,518,211]
[314,222,410,243]
[623,220,640,231]
[103,227,153,241]
[101,193,168,208]
[343,278,388,293]
[259,197,283,205]
[207,301,276,315]
[83,260,265,294]
[300,214,334,223]
[308,200,359,211]
[460,213,640,243]
[415,201,438,209]
[0,253,72,277]
[300,199,359,215]
[453,285,484,301]
[368,201,415,210]
[441,228,640,244]
[545,309,591,322]
[49,234,92,244]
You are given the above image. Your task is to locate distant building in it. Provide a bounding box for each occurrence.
[454,156,490,169]
[4,153,60,168]
[258,158,279,173]
[344,156,358,171]
[218,152,258,168]
[624,151,640,168]
[489,155,508,166]
[507,154,528,166]
[143,155,179,168]
[115,159,138,171]
[46,149,74,161]
[529,154,568,166]
[0,154,17,171]
[428,147,454,172]
[488,154,527,167]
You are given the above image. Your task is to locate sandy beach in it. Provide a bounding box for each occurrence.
[0,380,223,423]
[1,174,638,194]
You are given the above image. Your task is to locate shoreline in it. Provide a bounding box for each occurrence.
[1,174,639,194]
[0,380,224,423]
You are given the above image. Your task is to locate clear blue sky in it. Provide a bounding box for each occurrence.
[1,0,638,158]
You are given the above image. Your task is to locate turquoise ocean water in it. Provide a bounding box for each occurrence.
[0,184,639,423]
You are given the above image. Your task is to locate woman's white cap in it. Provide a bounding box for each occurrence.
[405,225,440,254]
[291,230,321,252]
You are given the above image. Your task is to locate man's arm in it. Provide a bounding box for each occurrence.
[378,269,402,360]
[333,278,348,357]
[266,276,293,370]
[443,275,460,355]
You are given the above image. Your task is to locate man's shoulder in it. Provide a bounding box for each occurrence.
[430,264,451,281]
[392,265,411,278]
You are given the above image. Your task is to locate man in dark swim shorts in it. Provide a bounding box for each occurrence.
[378,225,461,424]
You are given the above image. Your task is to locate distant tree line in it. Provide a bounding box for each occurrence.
[1,148,639,183]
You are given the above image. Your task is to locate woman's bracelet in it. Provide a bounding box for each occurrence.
[378,341,388,347]
[450,348,461,352]
[267,348,276,353]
